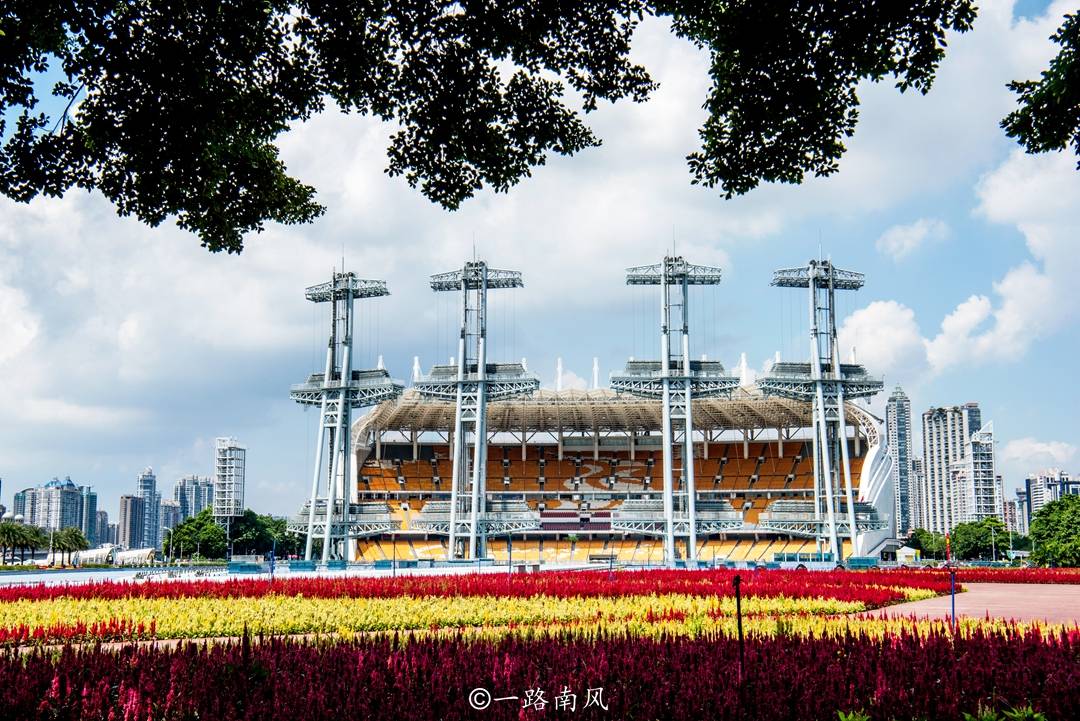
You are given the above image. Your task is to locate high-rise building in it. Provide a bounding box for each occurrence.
[885,386,913,535]
[1014,488,1029,535]
[1003,496,1025,535]
[106,522,119,545]
[78,485,98,545]
[135,468,161,550]
[918,402,983,533]
[12,478,97,536]
[118,495,145,549]
[173,475,214,520]
[947,423,1002,526]
[910,457,925,530]
[213,437,245,526]
[94,510,112,546]
[1025,469,1080,527]
[160,499,183,538]
[12,489,28,520]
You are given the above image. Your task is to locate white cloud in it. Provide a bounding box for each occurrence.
[1001,437,1077,470]
[0,282,38,363]
[875,218,948,260]
[838,301,926,381]
[557,369,591,390]
[924,149,1080,373]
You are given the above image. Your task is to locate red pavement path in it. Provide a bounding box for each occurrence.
[859,582,1080,625]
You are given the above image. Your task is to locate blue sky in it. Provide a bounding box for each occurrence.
[0,0,1077,520]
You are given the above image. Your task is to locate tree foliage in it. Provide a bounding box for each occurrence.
[0,522,47,564]
[229,508,302,557]
[163,509,227,560]
[1030,493,1080,568]
[660,0,976,196]
[949,516,1006,561]
[1002,13,1080,168]
[907,528,946,559]
[163,508,300,559]
[909,519,1019,561]
[0,1,977,252]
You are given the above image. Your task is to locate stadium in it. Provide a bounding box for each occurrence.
[287,255,896,568]
[347,388,892,565]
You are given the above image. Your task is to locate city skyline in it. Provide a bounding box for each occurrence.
[0,1,1077,519]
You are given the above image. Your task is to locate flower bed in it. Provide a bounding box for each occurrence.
[1,626,1076,721]
[0,569,949,644]
[946,567,1080,584]
[0,592,965,644]
[0,568,952,602]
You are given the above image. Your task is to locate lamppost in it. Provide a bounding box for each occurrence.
[990,527,996,563]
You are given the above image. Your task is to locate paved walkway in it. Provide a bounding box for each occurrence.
[859,583,1080,625]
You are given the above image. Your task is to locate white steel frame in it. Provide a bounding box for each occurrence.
[610,256,738,566]
[413,261,539,559]
[291,273,403,564]
[758,260,882,561]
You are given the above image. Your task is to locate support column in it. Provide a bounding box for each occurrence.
[809,279,840,559]
[682,276,697,563]
[343,291,357,563]
[467,267,489,560]
[660,268,675,566]
[323,394,347,563]
[832,333,858,559]
[304,339,335,561]
[447,279,468,560]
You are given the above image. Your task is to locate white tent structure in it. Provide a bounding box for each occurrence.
[75,546,116,565]
[115,548,156,566]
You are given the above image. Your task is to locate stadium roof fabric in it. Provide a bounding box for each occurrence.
[356,388,876,436]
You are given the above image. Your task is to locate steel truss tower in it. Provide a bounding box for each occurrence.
[290,272,403,564]
[413,260,539,559]
[611,256,739,566]
[758,260,883,560]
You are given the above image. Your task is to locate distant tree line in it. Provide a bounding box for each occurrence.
[907,517,1023,562]
[163,509,301,561]
[0,524,89,565]
[0,507,304,566]
[1028,494,1080,567]
[908,494,1080,567]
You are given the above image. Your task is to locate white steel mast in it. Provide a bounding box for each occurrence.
[289,272,403,565]
[611,256,738,566]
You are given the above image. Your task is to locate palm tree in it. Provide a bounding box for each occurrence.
[55,527,89,566]
[24,526,48,564]
[51,528,68,566]
[68,527,90,565]
[0,522,19,565]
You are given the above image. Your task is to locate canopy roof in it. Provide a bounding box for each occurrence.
[355,388,878,438]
